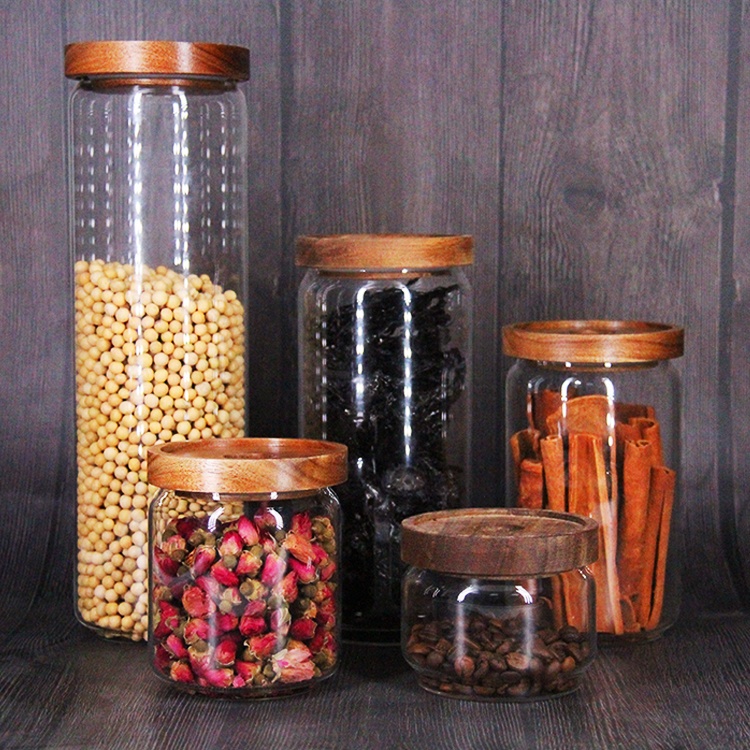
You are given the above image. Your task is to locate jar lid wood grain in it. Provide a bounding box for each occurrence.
[295,234,474,270]
[65,41,250,81]
[147,438,347,494]
[401,508,599,576]
[502,320,684,363]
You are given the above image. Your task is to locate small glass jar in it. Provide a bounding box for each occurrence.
[401,508,598,700]
[297,234,474,643]
[147,438,346,698]
[66,41,250,640]
[503,320,684,641]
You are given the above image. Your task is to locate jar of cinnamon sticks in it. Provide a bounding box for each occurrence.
[503,320,684,642]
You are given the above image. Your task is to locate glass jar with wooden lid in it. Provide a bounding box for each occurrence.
[503,320,684,641]
[147,438,346,698]
[401,508,598,700]
[297,234,474,643]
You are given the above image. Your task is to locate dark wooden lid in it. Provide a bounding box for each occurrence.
[401,508,599,576]
[502,320,684,363]
[295,234,474,269]
[147,438,347,493]
[65,41,250,81]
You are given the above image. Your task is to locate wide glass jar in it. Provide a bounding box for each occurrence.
[503,320,684,641]
[297,234,473,643]
[66,41,250,640]
[147,438,346,698]
[401,508,598,700]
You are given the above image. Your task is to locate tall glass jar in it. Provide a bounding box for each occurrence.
[503,320,684,641]
[147,438,346,698]
[297,234,473,643]
[66,41,249,640]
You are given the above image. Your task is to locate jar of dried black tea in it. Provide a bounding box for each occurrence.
[401,508,598,700]
[297,234,473,643]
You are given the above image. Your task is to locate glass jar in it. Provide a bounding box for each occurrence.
[503,320,684,641]
[297,234,473,643]
[147,438,346,697]
[66,41,250,640]
[401,508,598,700]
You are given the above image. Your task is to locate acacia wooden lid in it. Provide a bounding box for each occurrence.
[401,508,599,576]
[147,438,347,494]
[295,234,474,270]
[65,41,250,81]
[502,320,684,363]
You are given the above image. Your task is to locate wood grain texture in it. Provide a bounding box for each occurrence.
[284,0,504,505]
[499,0,738,609]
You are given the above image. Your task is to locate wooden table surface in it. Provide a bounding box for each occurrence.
[3,612,750,750]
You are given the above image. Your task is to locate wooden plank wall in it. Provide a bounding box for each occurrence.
[0,0,746,632]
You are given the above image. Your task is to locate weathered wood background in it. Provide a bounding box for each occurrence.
[1,0,748,645]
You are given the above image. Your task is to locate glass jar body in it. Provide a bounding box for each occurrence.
[298,267,472,642]
[149,487,340,697]
[70,79,248,640]
[402,566,596,700]
[505,359,681,641]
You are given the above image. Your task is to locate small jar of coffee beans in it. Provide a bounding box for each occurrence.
[400,508,598,701]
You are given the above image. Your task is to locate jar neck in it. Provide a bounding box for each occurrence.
[529,359,663,372]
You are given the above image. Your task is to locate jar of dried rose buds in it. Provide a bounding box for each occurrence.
[503,320,684,642]
[65,41,250,640]
[401,508,598,700]
[147,438,346,697]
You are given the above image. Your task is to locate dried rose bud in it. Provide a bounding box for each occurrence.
[254,507,279,531]
[289,617,317,641]
[271,642,315,684]
[214,638,237,667]
[260,551,287,586]
[235,660,261,682]
[204,668,234,689]
[319,561,336,581]
[309,627,337,670]
[163,534,187,561]
[243,599,267,618]
[186,545,216,578]
[238,515,260,546]
[165,633,189,660]
[184,618,210,645]
[291,512,312,540]
[244,632,279,660]
[196,574,222,603]
[239,613,267,637]
[269,606,292,637]
[175,517,201,540]
[260,532,278,555]
[154,547,180,580]
[169,661,194,683]
[289,558,317,584]
[239,579,267,601]
[214,612,239,633]
[188,646,214,677]
[293,597,317,620]
[182,585,215,619]
[154,644,172,673]
[235,549,263,577]
[311,543,330,566]
[232,675,246,689]
[314,582,335,604]
[211,560,240,587]
[219,530,244,558]
[154,600,181,638]
[272,571,299,604]
[283,532,316,565]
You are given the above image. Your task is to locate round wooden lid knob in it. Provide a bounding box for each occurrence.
[401,508,599,577]
[147,438,347,494]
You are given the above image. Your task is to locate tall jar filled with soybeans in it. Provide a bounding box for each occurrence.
[503,321,683,642]
[65,41,249,640]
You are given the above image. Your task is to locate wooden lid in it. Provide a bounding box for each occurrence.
[65,41,250,81]
[502,320,684,363]
[147,438,347,494]
[401,508,599,576]
[295,234,474,270]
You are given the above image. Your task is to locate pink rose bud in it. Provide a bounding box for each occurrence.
[239,614,267,637]
[242,599,266,618]
[195,574,222,603]
[169,661,194,683]
[154,644,172,672]
[244,632,279,660]
[188,646,213,677]
[291,512,313,540]
[154,547,180,580]
[211,560,240,587]
[261,551,287,586]
[165,633,189,660]
[319,561,336,581]
[283,532,316,565]
[235,660,261,682]
[187,545,216,578]
[289,617,317,641]
[175,517,201,540]
[204,668,234,688]
[289,558,318,584]
[271,643,315,684]
[272,571,299,604]
[219,530,244,558]
[235,549,262,577]
[214,638,237,667]
[182,585,214,619]
[183,618,210,645]
[237,516,260,546]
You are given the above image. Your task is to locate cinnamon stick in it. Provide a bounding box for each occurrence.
[631,417,663,467]
[646,466,676,630]
[531,389,563,435]
[569,432,623,634]
[540,435,566,512]
[617,439,653,623]
[510,428,541,483]
[546,394,612,438]
[518,458,544,509]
